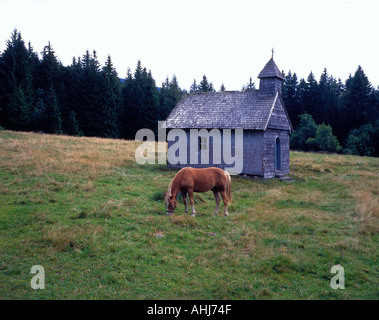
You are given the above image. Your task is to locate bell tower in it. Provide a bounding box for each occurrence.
[258,49,285,96]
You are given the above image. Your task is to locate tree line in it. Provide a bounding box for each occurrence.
[0,30,184,139]
[282,67,379,156]
[1,30,378,156]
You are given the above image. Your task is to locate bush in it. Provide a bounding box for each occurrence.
[290,113,317,150]
[344,124,374,156]
[306,123,341,152]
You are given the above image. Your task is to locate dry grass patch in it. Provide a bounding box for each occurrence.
[43,223,104,252]
[355,191,379,218]
[0,131,143,177]
[354,190,379,235]
[171,215,199,227]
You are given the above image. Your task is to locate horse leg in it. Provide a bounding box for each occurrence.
[182,191,188,213]
[213,190,220,216]
[188,188,196,217]
[220,190,229,217]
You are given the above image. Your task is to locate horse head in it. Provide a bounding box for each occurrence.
[165,193,177,216]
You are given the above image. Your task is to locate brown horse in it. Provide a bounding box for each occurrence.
[165,167,232,217]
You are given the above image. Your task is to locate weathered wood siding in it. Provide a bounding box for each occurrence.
[167,129,264,175]
[262,98,291,178]
[267,97,291,131]
[242,130,264,175]
[166,98,290,178]
[263,129,290,179]
[259,78,282,96]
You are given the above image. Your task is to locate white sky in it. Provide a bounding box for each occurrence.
[1,0,378,90]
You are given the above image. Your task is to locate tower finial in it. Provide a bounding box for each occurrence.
[271,48,274,59]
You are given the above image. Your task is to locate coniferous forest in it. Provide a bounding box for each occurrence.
[1,30,378,156]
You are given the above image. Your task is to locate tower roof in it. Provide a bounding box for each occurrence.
[258,58,285,80]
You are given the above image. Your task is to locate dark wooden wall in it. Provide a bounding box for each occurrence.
[166,98,291,178]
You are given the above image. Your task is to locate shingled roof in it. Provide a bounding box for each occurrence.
[164,90,279,130]
[258,58,285,80]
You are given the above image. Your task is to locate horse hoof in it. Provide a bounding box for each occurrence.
[191,214,196,217]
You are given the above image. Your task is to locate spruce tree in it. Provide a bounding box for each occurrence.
[76,50,102,136]
[242,77,256,91]
[7,85,32,129]
[66,110,82,136]
[38,42,60,89]
[43,86,62,134]
[282,71,301,127]
[316,68,342,128]
[0,29,34,129]
[99,55,121,138]
[142,69,160,133]
[121,60,159,139]
[159,75,183,120]
[301,72,319,117]
[32,41,66,133]
[190,79,198,93]
[198,75,215,92]
[30,88,46,131]
[63,57,83,135]
[342,66,375,139]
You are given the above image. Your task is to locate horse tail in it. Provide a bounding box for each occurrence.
[225,171,232,203]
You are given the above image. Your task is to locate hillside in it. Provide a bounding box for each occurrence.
[0,130,378,299]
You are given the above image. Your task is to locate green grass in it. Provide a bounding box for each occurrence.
[0,130,378,299]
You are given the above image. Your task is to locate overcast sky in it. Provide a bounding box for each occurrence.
[1,0,378,90]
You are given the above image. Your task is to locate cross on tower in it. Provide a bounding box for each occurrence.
[271,48,274,59]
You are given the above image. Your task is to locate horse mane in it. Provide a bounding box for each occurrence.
[165,167,186,206]
[164,181,172,207]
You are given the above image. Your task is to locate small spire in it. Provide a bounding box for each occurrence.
[271,48,274,59]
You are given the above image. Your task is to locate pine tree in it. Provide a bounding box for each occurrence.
[38,42,60,88]
[32,41,67,133]
[27,41,40,100]
[66,110,82,136]
[121,60,159,139]
[30,88,46,131]
[282,71,301,127]
[220,83,226,92]
[342,65,375,139]
[0,29,34,129]
[198,75,215,92]
[99,55,121,138]
[62,57,83,135]
[142,69,160,132]
[316,68,342,129]
[43,86,62,134]
[190,79,198,93]
[296,78,307,116]
[76,50,102,136]
[159,75,183,120]
[301,72,319,117]
[168,75,182,102]
[7,85,32,129]
[242,77,256,91]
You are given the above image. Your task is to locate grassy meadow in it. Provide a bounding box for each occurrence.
[0,130,378,299]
